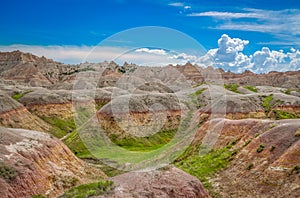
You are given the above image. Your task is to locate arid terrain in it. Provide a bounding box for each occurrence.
[0,51,299,198]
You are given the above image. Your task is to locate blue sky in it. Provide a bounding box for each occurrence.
[1,0,300,73]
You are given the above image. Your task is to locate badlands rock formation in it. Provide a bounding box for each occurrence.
[101,166,210,198]
[0,50,300,197]
[0,127,106,198]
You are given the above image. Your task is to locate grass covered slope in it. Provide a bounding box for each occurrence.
[60,180,113,198]
[175,118,300,197]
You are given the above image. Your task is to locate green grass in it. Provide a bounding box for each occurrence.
[111,128,178,151]
[31,195,45,198]
[82,158,125,177]
[188,88,207,108]
[224,84,240,93]
[273,110,299,119]
[175,142,237,190]
[192,83,204,88]
[60,180,113,198]
[63,131,93,158]
[244,86,258,93]
[260,95,298,119]
[262,94,274,112]
[95,101,109,111]
[283,89,291,95]
[64,109,197,166]
[40,116,76,138]
[64,128,178,158]
[193,88,207,96]
[12,90,32,100]
[0,163,17,181]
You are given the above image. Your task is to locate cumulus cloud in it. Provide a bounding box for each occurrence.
[205,34,251,71]
[202,34,300,73]
[1,35,300,73]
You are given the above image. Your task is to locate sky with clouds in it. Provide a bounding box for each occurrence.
[0,0,300,73]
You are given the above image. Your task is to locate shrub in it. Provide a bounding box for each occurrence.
[283,89,291,95]
[270,146,276,152]
[247,163,254,170]
[0,163,17,181]
[257,144,265,153]
[293,165,300,174]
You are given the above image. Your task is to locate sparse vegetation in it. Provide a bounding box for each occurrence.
[82,158,125,177]
[192,83,204,88]
[60,180,113,198]
[261,94,299,119]
[244,139,252,146]
[118,68,126,73]
[12,90,32,100]
[175,142,238,189]
[40,116,76,138]
[63,131,93,158]
[62,67,96,75]
[295,129,300,137]
[273,110,299,120]
[293,165,300,174]
[262,94,273,112]
[270,146,276,152]
[257,144,265,153]
[247,163,254,170]
[0,163,17,181]
[189,88,207,108]
[283,89,291,95]
[95,101,109,111]
[31,195,45,198]
[193,88,207,96]
[244,86,258,93]
[224,84,240,93]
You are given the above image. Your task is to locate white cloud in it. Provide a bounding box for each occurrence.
[1,35,300,73]
[135,48,167,55]
[184,6,191,9]
[0,45,200,66]
[188,8,300,46]
[206,34,251,70]
[168,2,184,7]
[188,11,262,19]
[201,34,300,73]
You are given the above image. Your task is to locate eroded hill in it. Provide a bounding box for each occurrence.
[0,51,300,198]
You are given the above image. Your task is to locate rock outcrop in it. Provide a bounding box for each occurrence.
[100,166,210,198]
[0,91,52,132]
[188,118,300,197]
[0,127,106,198]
